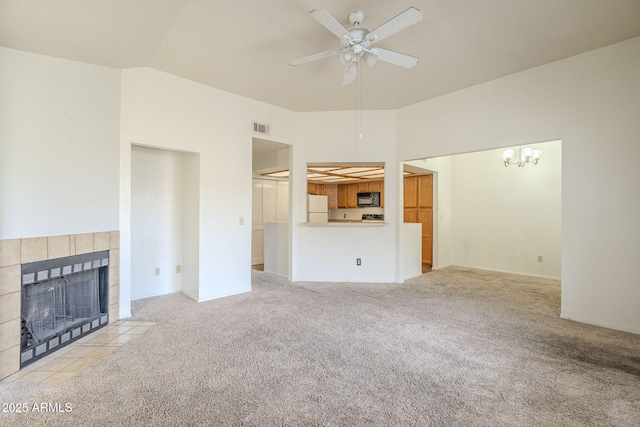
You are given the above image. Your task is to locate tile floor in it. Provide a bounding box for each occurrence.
[2,320,155,384]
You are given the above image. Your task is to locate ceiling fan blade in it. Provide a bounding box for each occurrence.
[371,48,419,69]
[309,9,352,41]
[290,49,343,66]
[342,62,358,86]
[366,7,423,44]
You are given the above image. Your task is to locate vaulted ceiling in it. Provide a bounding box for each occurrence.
[1,0,639,112]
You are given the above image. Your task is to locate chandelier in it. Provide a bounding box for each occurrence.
[501,146,542,167]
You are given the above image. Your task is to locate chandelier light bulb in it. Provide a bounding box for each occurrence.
[502,149,515,162]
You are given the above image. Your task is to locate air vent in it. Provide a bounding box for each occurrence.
[253,121,270,135]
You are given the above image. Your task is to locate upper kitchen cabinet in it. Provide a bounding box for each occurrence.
[307,182,325,195]
[337,183,359,208]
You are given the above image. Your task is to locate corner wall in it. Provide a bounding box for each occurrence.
[397,37,640,333]
[120,68,297,312]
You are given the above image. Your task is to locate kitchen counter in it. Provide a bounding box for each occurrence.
[305,219,386,226]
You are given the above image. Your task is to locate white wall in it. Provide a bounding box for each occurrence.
[0,47,120,239]
[397,38,640,333]
[292,110,399,282]
[182,152,200,301]
[131,145,185,300]
[451,141,561,278]
[120,68,297,314]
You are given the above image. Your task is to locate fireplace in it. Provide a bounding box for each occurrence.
[0,231,120,380]
[20,251,110,367]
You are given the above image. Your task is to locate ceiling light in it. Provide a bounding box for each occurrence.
[501,146,542,167]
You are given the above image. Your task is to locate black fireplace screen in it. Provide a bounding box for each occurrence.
[20,251,109,367]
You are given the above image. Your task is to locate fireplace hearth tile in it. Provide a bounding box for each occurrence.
[3,318,152,384]
[0,239,21,267]
[18,371,55,383]
[44,371,78,383]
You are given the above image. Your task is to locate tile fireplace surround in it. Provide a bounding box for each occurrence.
[0,231,119,381]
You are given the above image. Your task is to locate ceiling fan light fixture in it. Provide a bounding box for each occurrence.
[364,50,378,67]
[343,62,358,86]
[340,50,356,65]
[290,7,423,84]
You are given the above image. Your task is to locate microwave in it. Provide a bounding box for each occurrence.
[357,192,381,207]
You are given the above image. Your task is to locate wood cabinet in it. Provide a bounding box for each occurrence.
[404,175,433,265]
[337,183,358,208]
[337,181,384,208]
[307,182,324,195]
[337,184,348,208]
[404,176,418,208]
[357,182,370,192]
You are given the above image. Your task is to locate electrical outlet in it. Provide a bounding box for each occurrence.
[344,214,346,218]
[154,267,161,275]
[176,265,182,273]
[537,256,543,262]
[356,258,361,266]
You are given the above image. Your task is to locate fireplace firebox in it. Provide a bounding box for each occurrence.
[20,251,109,367]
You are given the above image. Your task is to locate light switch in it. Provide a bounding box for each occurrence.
[239,217,244,225]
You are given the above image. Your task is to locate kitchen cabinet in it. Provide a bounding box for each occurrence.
[404,176,418,208]
[337,183,358,208]
[404,175,432,265]
[347,184,358,208]
[357,182,370,192]
[307,182,324,195]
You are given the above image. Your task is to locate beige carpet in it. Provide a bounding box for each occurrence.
[1,267,639,426]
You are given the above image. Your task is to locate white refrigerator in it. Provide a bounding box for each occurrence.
[307,195,328,223]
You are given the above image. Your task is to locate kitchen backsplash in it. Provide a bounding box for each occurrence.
[329,207,384,221]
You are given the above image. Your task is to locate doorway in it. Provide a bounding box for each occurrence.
[251,138,292,277]
[404,140,562,278]
[403,172,433,273]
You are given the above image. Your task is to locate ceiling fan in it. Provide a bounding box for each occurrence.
[290,7,423,86]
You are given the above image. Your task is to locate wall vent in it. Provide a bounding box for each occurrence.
[253,121,270,135]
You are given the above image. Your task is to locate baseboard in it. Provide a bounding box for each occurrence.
[452,264,561,281]
[198,288,252,303]
[561,313,640,335]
